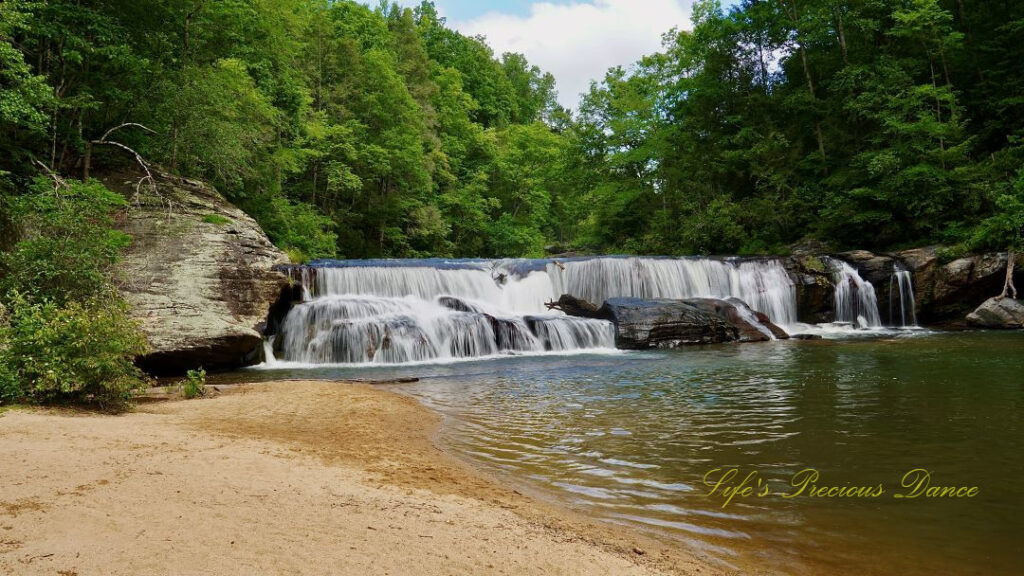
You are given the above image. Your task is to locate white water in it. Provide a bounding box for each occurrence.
[727,297,777,340]
[889,263,918,327]
[269,256,884,366]
[828,258,882,328]
[550,258,798,326]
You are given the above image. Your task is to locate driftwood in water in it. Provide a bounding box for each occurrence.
[545,294,609,320]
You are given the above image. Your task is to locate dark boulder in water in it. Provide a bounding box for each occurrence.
[597,298,739,349]
[686,298,789,342]
[966,297,1024,329]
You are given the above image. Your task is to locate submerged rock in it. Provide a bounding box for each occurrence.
[103,168,289,375]
[597,298,739,349]
[966,297,1024,329]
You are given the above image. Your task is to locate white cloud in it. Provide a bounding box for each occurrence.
[451,0,694,110]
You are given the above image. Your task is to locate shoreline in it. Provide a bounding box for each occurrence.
[0,381,730,575]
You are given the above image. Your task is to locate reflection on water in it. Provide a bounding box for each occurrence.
[243,331,1024,576]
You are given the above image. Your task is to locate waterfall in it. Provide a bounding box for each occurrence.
[828,258,882,328]
[273,256,805,366]
[550,257,798,326]
[889,263,918,327]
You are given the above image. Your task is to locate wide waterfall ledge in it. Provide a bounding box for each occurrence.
[261,256,919,367]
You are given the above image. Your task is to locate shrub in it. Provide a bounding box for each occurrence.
[0,292,149,409]
[0,178,130,305]
[181,368,206,399]
[201,213,232,226]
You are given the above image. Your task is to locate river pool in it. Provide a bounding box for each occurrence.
[245,330,1023,575]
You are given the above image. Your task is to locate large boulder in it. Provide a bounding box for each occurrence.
[897,247,1022,324]
[966,298,1024,329]
[894,246,939,317]
[597,298,739,349]
[102,169,289,375]
[783,255,835,324]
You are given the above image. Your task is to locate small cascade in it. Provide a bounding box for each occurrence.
[889,263,918,327]
[550,257,797,326]
[727,297,778,340]
[262,336,278,366]
[526,316,617,351]
[828,258,882,328]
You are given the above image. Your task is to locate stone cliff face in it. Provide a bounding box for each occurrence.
[102,170,289,375]
[833,247,1020,325]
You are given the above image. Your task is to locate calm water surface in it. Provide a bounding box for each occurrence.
[246,331,1024,575]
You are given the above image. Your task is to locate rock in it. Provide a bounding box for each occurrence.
[545,294,610,320]
[784,255,835,324]
[790,334,823,340]
[894,246,939,319]
[102,169,289,375]
[437,296,481,313]
[900,247,1020,323]
[686,298,789,342]
[966,298,1024,329]
[752,309,791,339]
[837,250,895,284]
[597,298,739,349]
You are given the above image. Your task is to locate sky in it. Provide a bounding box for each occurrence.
[379,1,739,109]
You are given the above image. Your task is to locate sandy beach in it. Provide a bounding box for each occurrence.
[0,381,728,576]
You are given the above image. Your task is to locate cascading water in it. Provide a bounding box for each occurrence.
[889,263,918,327]
[268,256,873,366]
[827,258,882,328]
[550,257,798,326]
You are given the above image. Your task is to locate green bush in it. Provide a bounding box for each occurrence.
[0,292,149,408]
[0,178,150,410]
[201,213,232,226]
[0,178,130,305]
[181,368,206,399]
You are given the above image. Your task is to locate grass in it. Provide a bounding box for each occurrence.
[201,214,232,226]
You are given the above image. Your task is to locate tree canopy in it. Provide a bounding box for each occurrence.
[3,0,1024,261]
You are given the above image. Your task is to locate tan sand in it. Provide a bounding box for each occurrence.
[0,381,731,576]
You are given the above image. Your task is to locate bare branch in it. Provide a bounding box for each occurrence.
[33,159,69,195]
[98,123,157,143]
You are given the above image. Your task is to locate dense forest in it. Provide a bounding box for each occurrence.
[2,0,1024,403]
[3,0,1024,260]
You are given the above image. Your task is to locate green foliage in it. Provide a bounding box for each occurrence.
[3,0,1024,261]
[0,177,148,409]
[240,194,337,263]
[0,179,131,305]
[181,368,206,399]
[201,214,232,226]
[0,292,148,408]
[970,171,1024,252]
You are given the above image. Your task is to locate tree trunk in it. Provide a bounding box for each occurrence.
[834,4,849,66]
[1001,250,1017,299]
[83,141,92,181]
